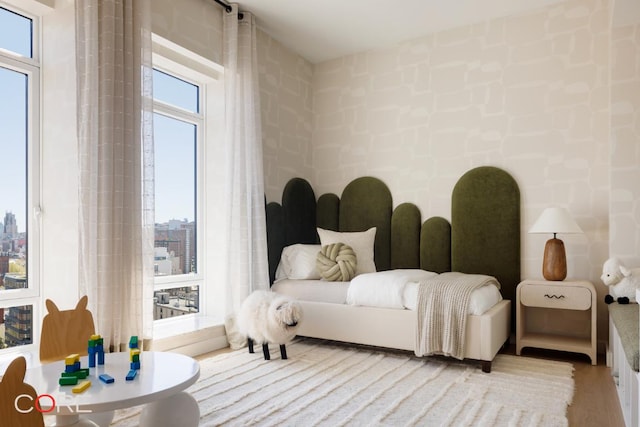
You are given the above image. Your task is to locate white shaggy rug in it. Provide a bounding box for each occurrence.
[111,339,575,427]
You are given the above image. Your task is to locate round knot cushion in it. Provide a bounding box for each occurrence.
[316,242,358,281]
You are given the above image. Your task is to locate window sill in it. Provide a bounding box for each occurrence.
[151,315,228,357]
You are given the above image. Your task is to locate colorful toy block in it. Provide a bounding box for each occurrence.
[59,354,91,387]
[59,376,78,386]
[125,369,137,381]
[129,348,140,361]
[88,334,105,367]
[72,380,92,393]
[99,374,115,384]
[65,354,80,365]
[128,335,141,370]
[61,369,88,379]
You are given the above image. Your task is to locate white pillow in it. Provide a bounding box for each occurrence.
[317,227,376,276]
[274,244,322,281]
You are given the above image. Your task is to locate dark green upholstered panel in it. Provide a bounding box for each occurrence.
[391,203,421,269]
[339,177,392,271]
[265,201,285,285]
[317,193,340,232]
[451,166,520,314]
[420,216,452,273]
[282,178,317,246]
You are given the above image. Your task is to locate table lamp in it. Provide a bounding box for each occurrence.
[529,207,583,281]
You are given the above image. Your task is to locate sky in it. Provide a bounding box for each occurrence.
[0,6,199,231]
[0,7,30,233]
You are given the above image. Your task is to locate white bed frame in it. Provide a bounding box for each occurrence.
[294,299,511,373]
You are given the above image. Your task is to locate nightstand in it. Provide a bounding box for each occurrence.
[516,279,597,365]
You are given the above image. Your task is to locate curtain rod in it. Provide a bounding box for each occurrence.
[212,0,244,19]
[213,0,232,13]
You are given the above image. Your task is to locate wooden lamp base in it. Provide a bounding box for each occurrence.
[542,237,567,281]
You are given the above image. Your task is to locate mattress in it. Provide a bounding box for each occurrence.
[272,276,502,316]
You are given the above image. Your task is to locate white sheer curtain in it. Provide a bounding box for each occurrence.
[222,4,270,349]
[76,0,155,351]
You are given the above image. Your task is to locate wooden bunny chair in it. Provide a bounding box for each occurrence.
[0,356,44,427]
[39,295,96,364]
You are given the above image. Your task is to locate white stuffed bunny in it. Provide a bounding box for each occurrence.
[602,257,640,304]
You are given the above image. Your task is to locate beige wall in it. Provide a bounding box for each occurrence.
[309,0,612,341]
[258,30,314,203]
[610,6,640,266]
[151,0,222,65]
[311,0,610,281]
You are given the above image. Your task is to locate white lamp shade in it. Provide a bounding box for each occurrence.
[529,207,583,234]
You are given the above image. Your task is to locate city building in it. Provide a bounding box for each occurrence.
[3,273,31,347]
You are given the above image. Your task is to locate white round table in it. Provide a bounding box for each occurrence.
[24,351,200,427]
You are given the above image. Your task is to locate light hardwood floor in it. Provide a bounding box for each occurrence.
[197,343,625,426]
[508,345,624,427]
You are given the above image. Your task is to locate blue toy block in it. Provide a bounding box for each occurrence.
[88,349,96,368]
[125,369,137,381]
[97,351,104,365]
[130,361,140,370]
[99,374,114,384]
[65,364,76,373]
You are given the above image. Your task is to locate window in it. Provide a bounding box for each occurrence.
[152,63,202,320]
[0,5,40,352]
[150,34,224,336]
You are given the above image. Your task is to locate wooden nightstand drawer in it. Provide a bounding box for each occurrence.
[520,284,591,310]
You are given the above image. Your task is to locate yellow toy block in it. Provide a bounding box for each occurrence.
[90,334,102,341]
[129,349,140,361]
[65,354,80,365]
[72,380,91,394]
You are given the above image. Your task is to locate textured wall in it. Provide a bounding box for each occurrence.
[258,30,315,203]
[610,21,640,267]
[311,0,611,295]
[151,0,223,65]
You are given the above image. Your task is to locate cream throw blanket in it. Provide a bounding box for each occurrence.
[415,272,499,359]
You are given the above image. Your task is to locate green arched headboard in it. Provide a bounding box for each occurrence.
[266,166,521,318]
[452,166,521,317]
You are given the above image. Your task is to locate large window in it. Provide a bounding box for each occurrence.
[0,5,40,351]
[152,66,202,321]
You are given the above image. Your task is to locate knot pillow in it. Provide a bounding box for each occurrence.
[316,243,358,282]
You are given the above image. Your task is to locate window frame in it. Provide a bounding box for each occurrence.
[0,3,41,354]
[151,34,221,324]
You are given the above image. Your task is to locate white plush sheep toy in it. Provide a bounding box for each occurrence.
[602,257,640,304]
[237,290,302,360]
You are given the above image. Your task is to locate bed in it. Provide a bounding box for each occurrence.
[265,166,520,372]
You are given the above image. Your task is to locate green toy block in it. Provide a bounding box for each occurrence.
[59,376,79,386]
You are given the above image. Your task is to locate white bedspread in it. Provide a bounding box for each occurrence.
[346,269,438,309]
